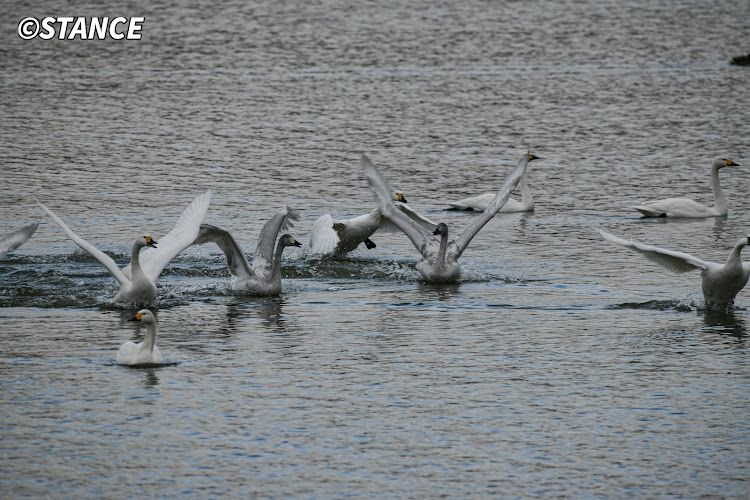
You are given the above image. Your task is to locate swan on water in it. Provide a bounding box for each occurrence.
[362,152,539,283]
[631,156,739,217]
[193,205,301,295]
[309,192,437,256]
[36,191,211,303]
[0,222,38,258]
[598,228,750,309]
[116,309,164,365]
[447,166,535,212]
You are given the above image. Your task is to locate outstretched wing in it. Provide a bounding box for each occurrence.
[126,191,212,281]
[309,214,340,254]
[253,205,299,276]
[377,202,438,234]
[35,198,129,286]
[0,222,38,258]
[449,153,533,259]
[194,224,255,280]
[361,154,437,260]
[598,228,709,273]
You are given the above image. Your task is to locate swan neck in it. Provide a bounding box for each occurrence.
[272,242,286,278]
[710,165,726,214]
[142,323,157,352]
[727,240,746,266]
[130,242,144,277]
[518,176,532,203]
[437,230,449,263]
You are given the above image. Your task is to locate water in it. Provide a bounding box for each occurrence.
[2,0,749,497]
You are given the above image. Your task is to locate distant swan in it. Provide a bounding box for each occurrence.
[632,156,739,217]
[598,228,750,309]
[362,152,539,283]
[193,205,301,295]
[447,168,534,212]
[309,193,437,256]
[36,191,211,303]
[0,222,38,258]
[117,309,164,365]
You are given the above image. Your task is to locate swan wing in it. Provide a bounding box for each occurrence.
[0,222,38,258]
[309,213,340,254]
[253,205,299,275]
[378,202,438,234]
[129,191,212,282]
[36,198,129,286]
[362,154,437,259]
[449,153,532,259]
[598,228,709,273]
[194,224,255,279]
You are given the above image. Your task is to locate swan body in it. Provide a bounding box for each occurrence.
[117,309,164,365]
[36,191,211,303]
[309,193,437,256]
[0,223,38,258]
[194,205,301,295]
[362,152,539,283]
[448,173,534,212]
[598,229,750,309]
[632,157,739,217]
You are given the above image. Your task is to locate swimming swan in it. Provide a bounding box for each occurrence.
[447,169,534,212]
[36,191,211,303]
[309,193,437,256]
[117,309,164,365]
[362,152,539,282]
[0,222,38,258]
[631,156,739,217]
[598,228,750,309]
[193,205,301,295]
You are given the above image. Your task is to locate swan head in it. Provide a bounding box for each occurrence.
[712,157,739,169]
[135,235,158,249]
[279,234,302,248]
[129,309,156,324]
[393,192,407,203]
[433,222,448,236]
[527,152,540,162]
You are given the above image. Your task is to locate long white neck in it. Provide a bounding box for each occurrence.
[726,239,747,267]
[710,165,727,215]
[518,177,533,206]
[142,323,157,352]
[130,242,144,281]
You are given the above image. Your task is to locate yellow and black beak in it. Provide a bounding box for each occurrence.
[726,159,740,167]
[128,312,144,322]
[397,193,407,203]
[528,153,540,161]
[145,236,158,248]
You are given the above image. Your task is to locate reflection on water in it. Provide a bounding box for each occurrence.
[703,308,747,338]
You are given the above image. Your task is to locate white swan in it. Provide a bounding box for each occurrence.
[117,309,164,365]
[36,191,211,303]
[362,152,539,282]
[0,222,38,258]
[447,169,534,212]
[193,205,301,295]
[631,156,739,217]
[598,229,750,309]
[309,193,438,256]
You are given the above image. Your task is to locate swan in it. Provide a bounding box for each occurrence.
[447,169,534,212]
[362,152,539,283]
[36,191,211,303]
[309,193,438,256]
[117,309,164,365]
[631,156,739,217]
[0,222,38,258]
[598,228,750,309]
[193,205,301,295]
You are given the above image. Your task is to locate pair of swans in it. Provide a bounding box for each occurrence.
[0,223,38,258]
[632,156,739,218]
[362,152,539,283]
[117,309,164,365]
[599,229,750,309]
[309,192,437,256]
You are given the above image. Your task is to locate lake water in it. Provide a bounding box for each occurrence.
[1,0,749,497]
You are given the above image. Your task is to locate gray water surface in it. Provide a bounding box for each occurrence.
[1,0,749,497]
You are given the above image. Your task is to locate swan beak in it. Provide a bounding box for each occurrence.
[726,159,740,167]
[129,312,144,322]
[145,237,158,248]
[291,238,302,247]
[432,227,442,235]
[397,193,407,203]
[528,153,540,161]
